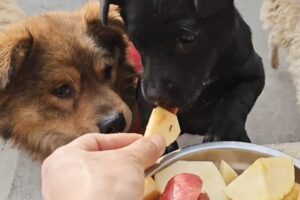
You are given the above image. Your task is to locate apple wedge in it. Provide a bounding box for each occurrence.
[198,191,211,200]
[219,160,238,185]
[143,177,161,200]
[283,183,300,200]
[225,156,295,200]
[154,161,229,200]
[160,173,202,200]
[144,107,180,146]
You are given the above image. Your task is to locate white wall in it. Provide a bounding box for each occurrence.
[18,0,88,15]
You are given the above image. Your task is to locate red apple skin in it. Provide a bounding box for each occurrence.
[159,173,203,200]
[198,192,210,200]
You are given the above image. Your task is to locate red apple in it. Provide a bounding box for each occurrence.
[160,173,202,200]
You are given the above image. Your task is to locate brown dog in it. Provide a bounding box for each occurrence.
[0,2,137,160]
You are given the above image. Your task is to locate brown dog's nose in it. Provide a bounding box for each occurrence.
[98,113,126,134]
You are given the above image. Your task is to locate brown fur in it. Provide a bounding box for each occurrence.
[0,2,137,160]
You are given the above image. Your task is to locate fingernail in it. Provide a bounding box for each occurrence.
[149,135,166,153]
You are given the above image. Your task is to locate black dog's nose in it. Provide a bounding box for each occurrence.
[98,113,126,134]
[143,79,178,108]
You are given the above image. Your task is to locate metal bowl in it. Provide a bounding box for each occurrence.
[146,142,300,183]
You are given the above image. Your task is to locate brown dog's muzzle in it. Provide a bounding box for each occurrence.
[98,113,126,133]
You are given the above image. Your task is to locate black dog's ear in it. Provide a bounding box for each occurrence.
[0,29,33,90]
[194,0,232,17]
[100,0,123,25]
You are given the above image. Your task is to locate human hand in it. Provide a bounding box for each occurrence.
[41,133,166,200]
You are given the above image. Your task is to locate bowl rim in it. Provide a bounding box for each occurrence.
[146,141,300,177]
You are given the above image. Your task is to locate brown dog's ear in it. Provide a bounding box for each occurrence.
[0,30,33,90]
[81,1,125,30]
[99,0,123,25]
[81,2,128,59]
[194,0,232,17]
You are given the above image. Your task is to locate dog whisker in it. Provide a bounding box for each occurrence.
[124,73,139,79]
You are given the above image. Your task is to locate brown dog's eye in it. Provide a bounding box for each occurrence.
[52,84,75,99]
[104,64,113,80]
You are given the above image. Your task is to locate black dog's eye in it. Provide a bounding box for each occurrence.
[52,84,74,99]
[104,64,113,80]
[180,27,197,43]
[181,33,196,43]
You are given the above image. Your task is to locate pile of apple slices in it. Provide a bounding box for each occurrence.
[143,107,299,200]
[144,157,298,200]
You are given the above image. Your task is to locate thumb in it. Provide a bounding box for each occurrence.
[123,134,166,169]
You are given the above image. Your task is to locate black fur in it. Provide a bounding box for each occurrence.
[102,0,265,147]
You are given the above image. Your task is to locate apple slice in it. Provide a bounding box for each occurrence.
[225,156,295,200]
[154,161,229,200]
[198,191,210,200]
[143,177,161,200]
[283,183,300,200]
[160,173,202,200]
[144,107,180,146]
[219,160,238,185]
[261,157,295,200]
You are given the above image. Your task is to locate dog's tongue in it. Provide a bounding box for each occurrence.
[168,108,179,115]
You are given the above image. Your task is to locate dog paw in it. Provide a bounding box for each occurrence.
[202,133,221,143]
[204,124,251,143]
[164,141,179,154]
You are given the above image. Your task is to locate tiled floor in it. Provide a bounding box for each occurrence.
[1,0,300,199]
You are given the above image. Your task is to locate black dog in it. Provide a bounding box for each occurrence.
[100,0,265,149]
